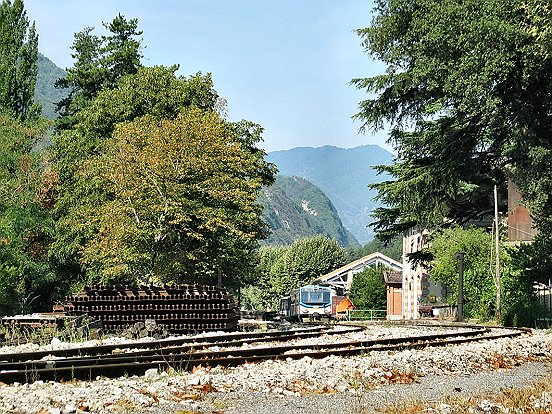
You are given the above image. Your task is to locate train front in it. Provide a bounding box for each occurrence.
[299,285,332,322]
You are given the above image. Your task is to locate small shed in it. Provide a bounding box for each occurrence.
[382,270,403,320]
[333,296,355,320]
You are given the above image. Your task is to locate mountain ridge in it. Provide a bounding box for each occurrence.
[258,175,359,247]
[266,145,393,244]
[36,53,67,119]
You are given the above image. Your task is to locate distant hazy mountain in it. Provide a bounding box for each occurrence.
[266,145,394,244]
[35,53,67,120]
[258,175,359,247]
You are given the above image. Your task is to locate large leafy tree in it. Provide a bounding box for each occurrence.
[80,109,272,283]
[52,15,275,291]
[354,0,552,284]
[0,0,40,120]
[0,115,58,315]
[52,65,274,287]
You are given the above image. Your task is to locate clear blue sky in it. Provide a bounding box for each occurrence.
[24,0,390,153]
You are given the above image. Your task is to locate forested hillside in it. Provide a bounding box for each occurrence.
[258,175,358,247]
[266,145,393,244]
[35,53,66,119]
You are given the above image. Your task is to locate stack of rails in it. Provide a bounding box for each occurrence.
[1,314,63,329]
[64,284,238,334]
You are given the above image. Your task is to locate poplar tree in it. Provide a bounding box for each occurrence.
[0,0,40,120]
[0,115,57,315]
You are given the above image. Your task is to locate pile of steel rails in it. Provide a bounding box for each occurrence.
[63,284,238,334]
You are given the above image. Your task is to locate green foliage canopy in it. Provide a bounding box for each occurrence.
[348,265,386,310]
[271,235,347,295]
[523,0,552,55]
[354,0,552,258]
[241,236,347,311]
[52,53,275,286]
[80,108,273,283]
[51,66,225,285]
[500,246,543,326]
[428,226,496,320]
[428,226,542,325]
[240,245,287,311]
[55,14,143,130]
[0,115,58,315]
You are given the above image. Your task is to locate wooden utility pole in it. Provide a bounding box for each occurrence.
[494,185,501,321]
[455,252,465,322]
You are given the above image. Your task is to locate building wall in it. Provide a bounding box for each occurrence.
[508,180,538,241]
[402,226,429,319]
[387,286,402,320]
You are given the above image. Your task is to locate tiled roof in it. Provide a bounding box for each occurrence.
[382,270,402,285]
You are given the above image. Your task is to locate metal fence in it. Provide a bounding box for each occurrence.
[535,283,551,313]
[535,282,552,328]
[347,309,387,321]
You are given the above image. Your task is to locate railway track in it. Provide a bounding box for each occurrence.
[0,325,526,384]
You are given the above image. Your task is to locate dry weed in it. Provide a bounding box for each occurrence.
[354,367,552,414]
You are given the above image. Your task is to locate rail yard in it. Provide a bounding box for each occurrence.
[0,323,550,413]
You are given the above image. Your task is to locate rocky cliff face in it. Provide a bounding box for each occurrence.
[266,145,394,244]
[258,175,358,247]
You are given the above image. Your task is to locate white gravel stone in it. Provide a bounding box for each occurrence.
[143,368,158,378]
[62,403,77,414]
[0,326,549,414]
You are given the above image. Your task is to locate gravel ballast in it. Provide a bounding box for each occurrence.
[0,325,550,414]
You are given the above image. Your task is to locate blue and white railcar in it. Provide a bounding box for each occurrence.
[281,285,333,322]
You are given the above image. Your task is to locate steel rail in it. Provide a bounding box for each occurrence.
[0,327,488,371]
[0,326,364,370]
[0,327,524,384]
[0,325,356,363]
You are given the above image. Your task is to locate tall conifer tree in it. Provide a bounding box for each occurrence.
[55,14,142,130]
[0,0,39,120]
